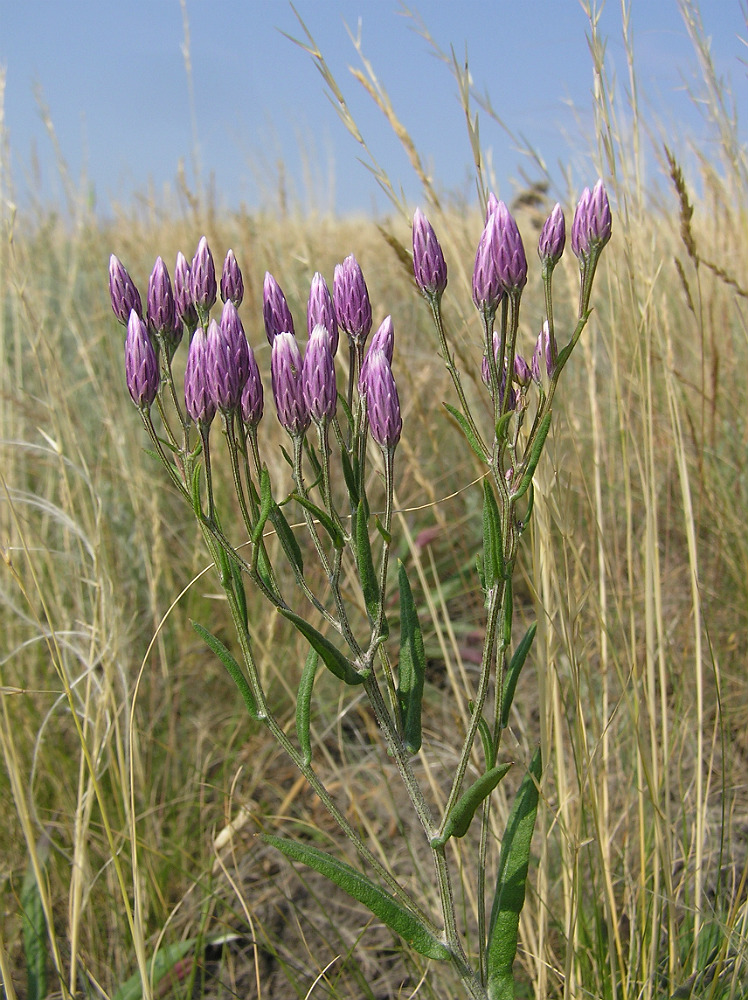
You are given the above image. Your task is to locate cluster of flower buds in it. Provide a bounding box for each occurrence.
[412,178,611,406]
[112,241,403,457]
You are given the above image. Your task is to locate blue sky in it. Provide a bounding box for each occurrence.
[1,1,746,217]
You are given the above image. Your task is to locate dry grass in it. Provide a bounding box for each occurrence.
[2,3,748,998]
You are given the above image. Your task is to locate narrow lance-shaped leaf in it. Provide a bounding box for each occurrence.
[278,607,366,686]
[486,747,542,1000]
[397,561,426,754]
[22,842,49,1000]
[482,478,504,590]
[192,621,261,721]
[513,412,551,501]
[443,401,489,463]
[432,763,512,847]
[251,465,273,544]
[296,649,318,767]
[291,491,346,550]
[269,501,304,574]
[263,835,451,962]
[500,623,537,729]
[355,499,380,624]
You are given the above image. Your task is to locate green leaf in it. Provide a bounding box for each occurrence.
[443,402,489,463]
[397,562,426,754]
[278,608,365,686]
[513,412,552,501]
[433,763,512,846]
[495,411,514,444]
[21,843,49,1000]
[486,747,542,1000]
[469,701,495,765]
[339,445,359,507]
[355,500,380,623]
[291,492,345,550]
[230,558,249,631]
[482,479,504,590]
[502,578,513,649]
[500,623,537,729]
[269,502,304,574]
[263,835,451,962]
[190,461,202,517]
[192,621,260,721]
[296,649,318,766]
[251,465,273,544]
[374,514,391,544]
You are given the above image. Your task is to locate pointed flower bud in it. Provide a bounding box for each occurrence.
[538,204,566,267]
[361,351,402,450]
[147,257,176,338]
[263,272,295,344]
[334,255,372,347]
[190,236,217,314]
[472,213,504,314]
[207,303,250,413]
[514,354,532,386]
[359,315,394,391]
[493,200,527,293]
[125,310,159,409]
[532,320,555,383]
[412,208,447,300]
[109,255,142,324]
[307,272,339,355]
[241,345,264,427]
[174,252,198,329]
[572,181,612,259]
[271,331,309,436]
[184,325,216,426]
[302,324,337,423]
[220,249,244,307]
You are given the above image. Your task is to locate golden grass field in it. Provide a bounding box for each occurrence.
[2,5,748,999]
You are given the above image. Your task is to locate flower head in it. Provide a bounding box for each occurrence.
[109,255,142,325]
[241,346,264,428]
[190,236,217,315]
[263,272,295,344]
[334,254,372,347]
[538,204,566,267]
[207,302,250,413]
[412,208,447,300]
[472,213,504,313]
[359,315,394,391]
[492,200,527,293]
[125,310,159,409]
[361,350,402,450]
[220,249,244,307]
[174,251,198,329]
[271,331,309,436]
[302,324,337,423]
[532,320,555,384]
[184,325,216,426]
[307,272,339,355]
[572,180,612,259]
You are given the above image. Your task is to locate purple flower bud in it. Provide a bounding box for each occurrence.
[184,325,216,426]
[241,345,264,427]
[334,255,372,346]
[125,309,159,409]
[359,315,394,391]
[109,255,142,324]
[538,204,566,266]
[307,272,339,355]
[190,236,217,314]
[571,187,591,259]
[263,272,295,344]
[302,324,337,423]
[207,303,250,413]
[147,257,176,337]
[571,182,611,259]
[361,351,402,450]
[493,200,527,293]
[271,331,309,436]
[588,179,612,248]
[514,354,532,385]
[532,321,555,383]
[412,208,447,300]
[220,249,244,307]
[174,252,198,328]
[472,213,504,313]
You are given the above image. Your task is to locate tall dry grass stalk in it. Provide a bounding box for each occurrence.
[1,2,748,998]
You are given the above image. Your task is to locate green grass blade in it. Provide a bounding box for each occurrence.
[21,849,48,1000]
[486,747,542,1000]
[263,835,451,962]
